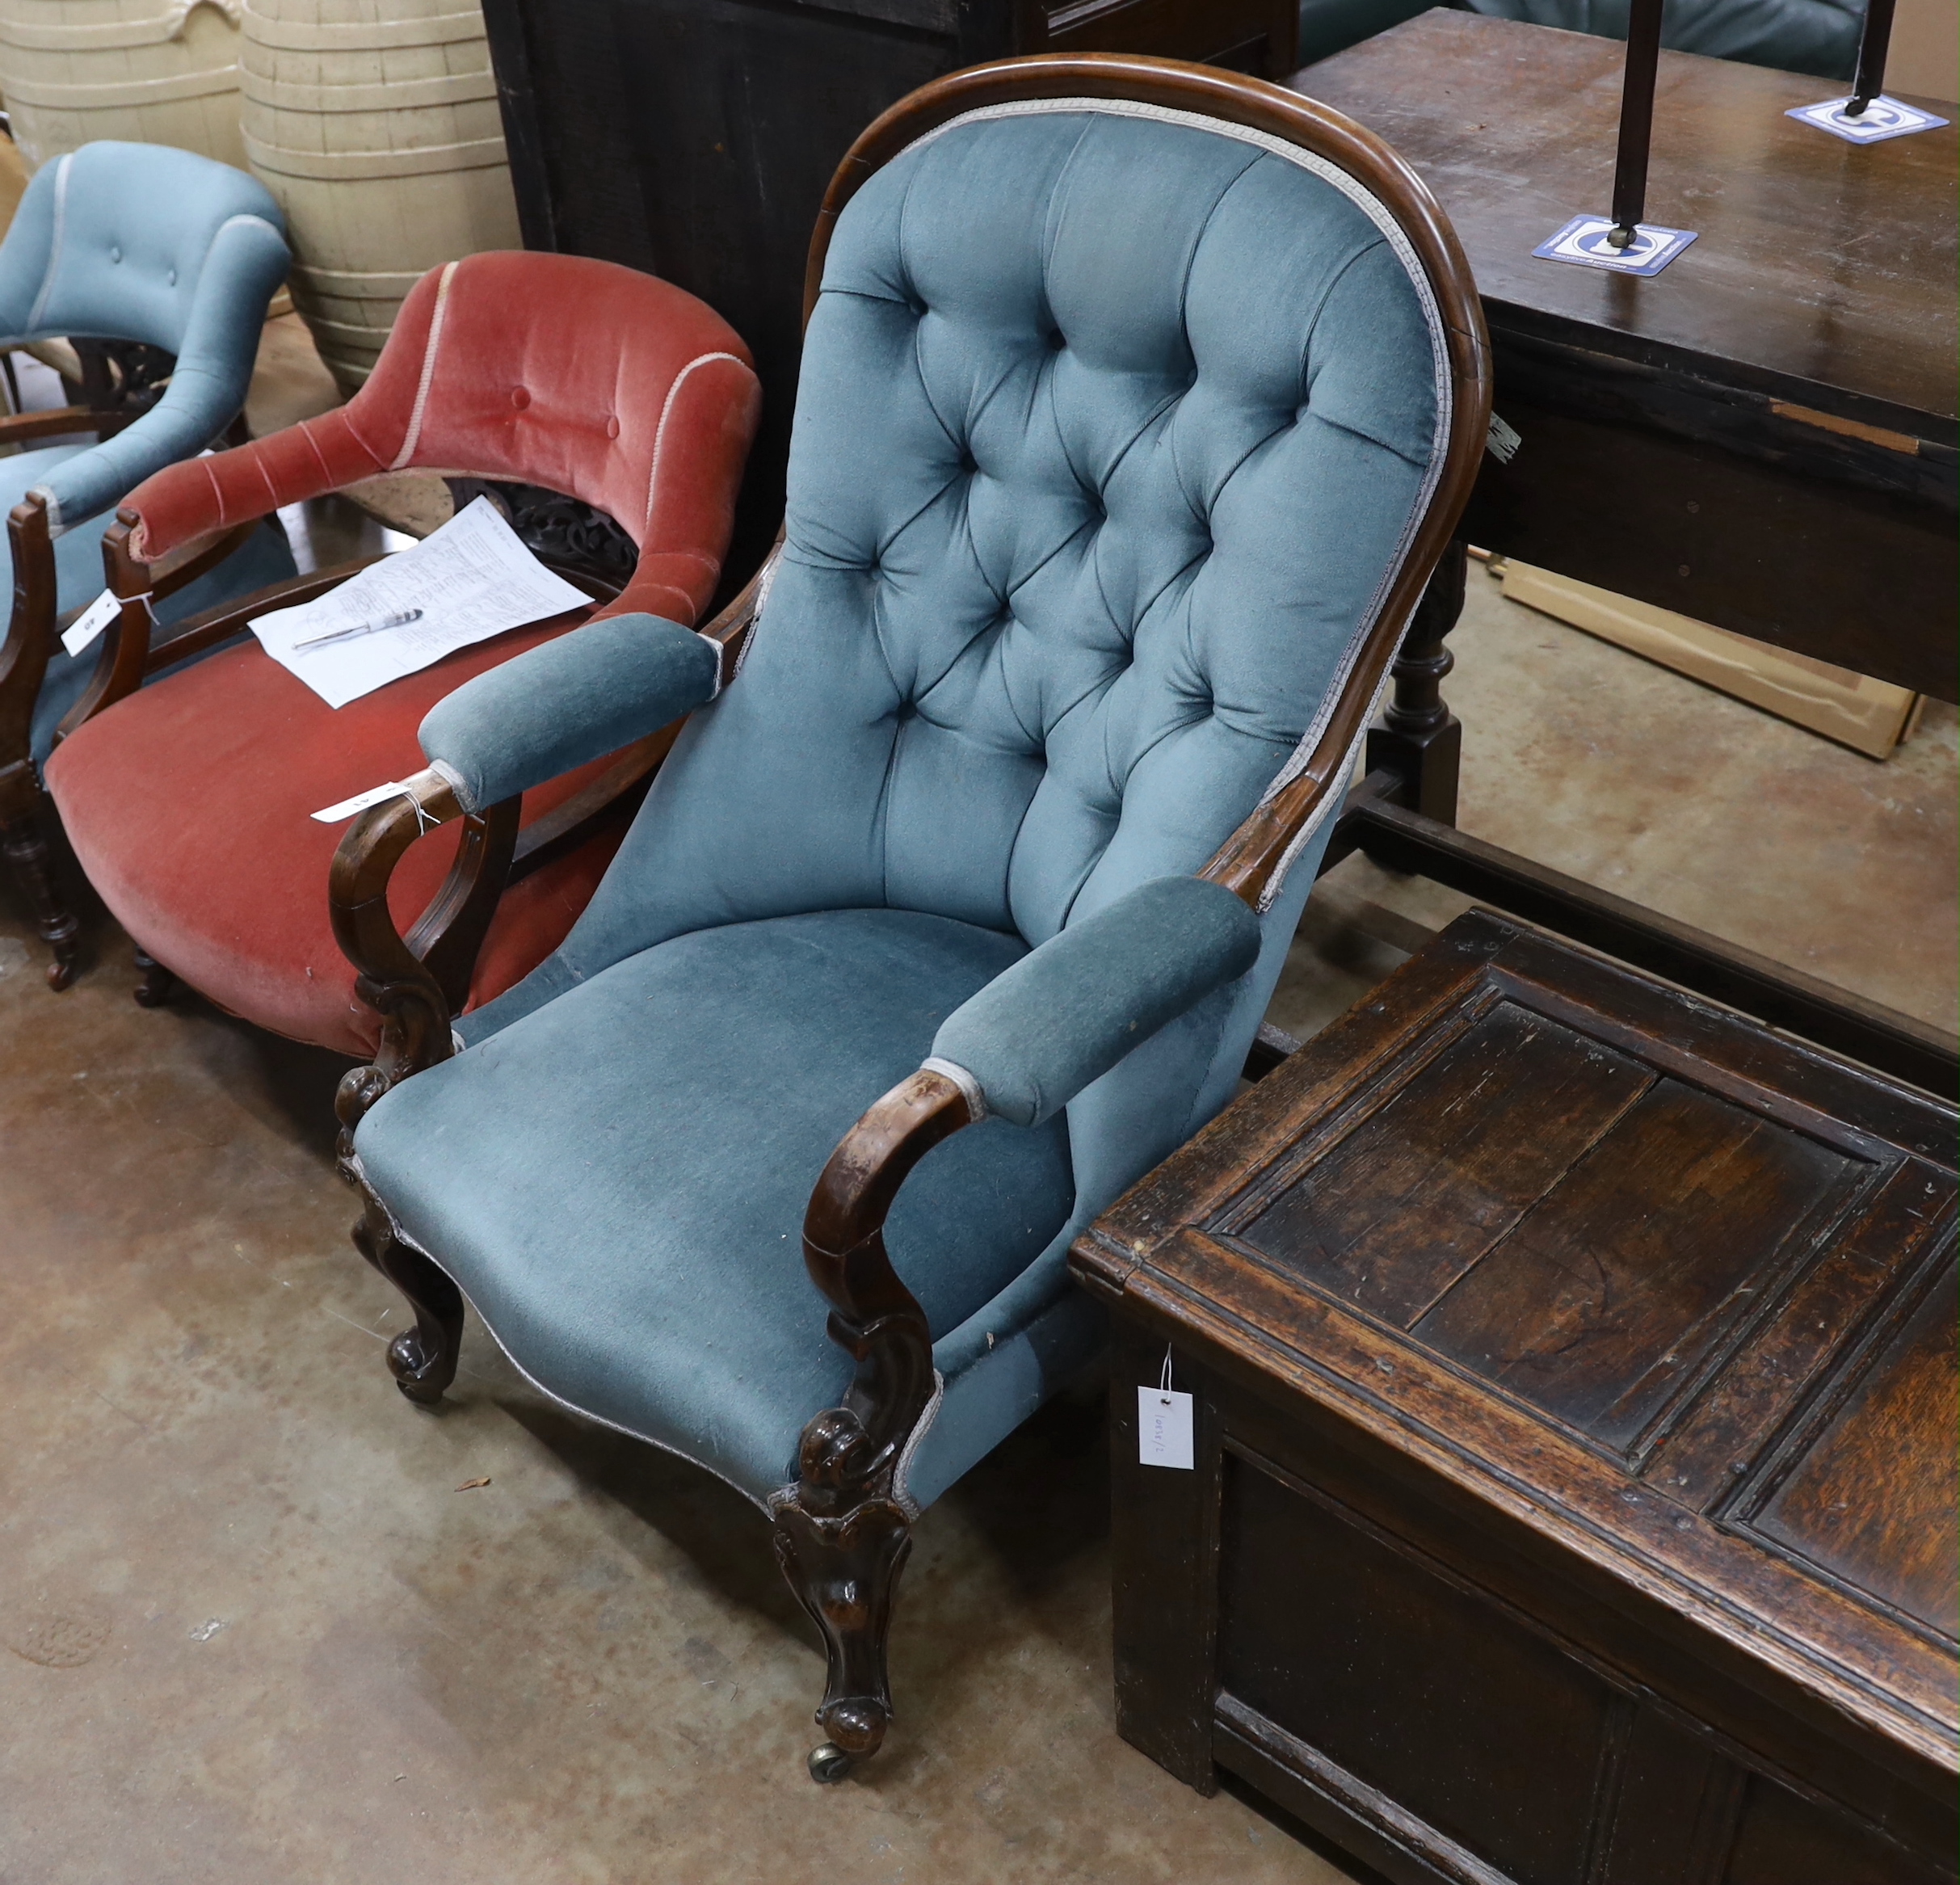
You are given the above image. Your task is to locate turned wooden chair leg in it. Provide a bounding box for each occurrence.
[351,1181,464,1405]
[131,946,177,1007]
[770,1407,917,1784]
[1366,534,1467,825]
[0,805,80,989]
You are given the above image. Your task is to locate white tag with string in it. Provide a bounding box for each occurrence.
[60,588,126,657]
[1138,1347,1193,1471]
[310,781,416,824]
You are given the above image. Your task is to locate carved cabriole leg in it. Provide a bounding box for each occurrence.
[131,945,176,1007]
[1365,534,1467,825]
[0,789,78,989]
[351,1178,463,1405]
[770,1435,916,1783]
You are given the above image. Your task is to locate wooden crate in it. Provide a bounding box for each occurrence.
[1071,911,1957,1885]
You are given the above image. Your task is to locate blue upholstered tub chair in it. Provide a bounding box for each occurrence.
[0,141,295,987]
[1298,0,1866,81]
[336,55,1491,1780]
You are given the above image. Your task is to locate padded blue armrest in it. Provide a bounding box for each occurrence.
[39,211,290,531]
[928,876,1263,1128]
[419,612,721,813]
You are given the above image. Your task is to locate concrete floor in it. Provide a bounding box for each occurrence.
[0,562,1951,1883]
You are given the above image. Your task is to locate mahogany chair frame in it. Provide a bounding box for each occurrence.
[335,53,1491,1781]
[0,339,261,989]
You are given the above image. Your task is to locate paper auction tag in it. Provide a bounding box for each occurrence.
[311,781,412,824]
[1138,1349,1193,1471]
[60,589,124,658]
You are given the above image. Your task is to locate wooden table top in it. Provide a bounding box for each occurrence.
[1291,11,1958,435]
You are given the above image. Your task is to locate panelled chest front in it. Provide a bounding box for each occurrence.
[1072,911,1957,1885]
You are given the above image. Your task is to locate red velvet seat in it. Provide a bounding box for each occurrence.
[44,250,759,1054]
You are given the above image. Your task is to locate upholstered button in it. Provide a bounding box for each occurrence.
[605,414,620,439]
[511,386,531,410]
[109,246,121,264]
[167,267,177,287]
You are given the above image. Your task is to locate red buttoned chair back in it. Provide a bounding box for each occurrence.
[45,251,760,1055]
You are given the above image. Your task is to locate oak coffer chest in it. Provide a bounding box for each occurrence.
[1070,911,1957,1885]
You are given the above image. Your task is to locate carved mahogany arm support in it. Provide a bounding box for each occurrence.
[778,876,1256,1768]
[799,1067,975,1496]
[328,767,486,1108]
[327,550,778,1152]
[48,505,269,741]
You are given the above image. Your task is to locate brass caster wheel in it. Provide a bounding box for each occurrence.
[807,1742,854,1785]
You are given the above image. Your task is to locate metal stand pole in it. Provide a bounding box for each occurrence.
[1847,0,1897,114]
[1608,0,1666,248]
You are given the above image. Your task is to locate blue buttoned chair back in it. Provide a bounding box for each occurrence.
[0,141,295,764]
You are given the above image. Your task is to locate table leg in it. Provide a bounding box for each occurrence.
[1365,536,1465,826]
[1849,0,1899,113]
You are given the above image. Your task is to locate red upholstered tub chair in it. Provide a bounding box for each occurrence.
[42,250,760,1091]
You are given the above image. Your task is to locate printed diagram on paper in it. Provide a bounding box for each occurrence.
[250,496,589,709]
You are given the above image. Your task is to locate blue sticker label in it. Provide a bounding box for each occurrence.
[1787,95,1949,144]
[1533,215,1699,277]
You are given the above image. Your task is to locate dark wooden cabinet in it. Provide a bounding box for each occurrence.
[482,0,1297,582]
[1072,911,1957,1885]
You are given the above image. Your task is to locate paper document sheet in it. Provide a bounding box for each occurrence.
[250,496,590,709]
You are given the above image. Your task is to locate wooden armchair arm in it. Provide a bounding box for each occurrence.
[328,767,517,1152]
[327,559,713,1155]
[797,1067,975,1495]
[50,507,266,742]
[772,1065,974,1769]
[0,406,100,448]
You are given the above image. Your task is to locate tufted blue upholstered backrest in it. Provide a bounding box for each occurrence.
[532,100,1449,1218]
[0,142,288,532]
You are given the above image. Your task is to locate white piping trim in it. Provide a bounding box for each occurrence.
[425,755,472,811]
[642,350,753,539]
[23,154,70,334]
[343,1160,777,1515]
[208,210,284,251]
[901,98,1457,907]
[694,629,724,698]
[25,482,62,533]
[890,1370,945,1518]
[732,546,782,682]
[921,1055,989,1124]
[1256,657,1394,911]
[389,259,459,470]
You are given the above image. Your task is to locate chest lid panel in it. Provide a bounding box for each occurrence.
[1075,911,1958,1769]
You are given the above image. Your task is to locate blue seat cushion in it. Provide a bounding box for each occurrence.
[353,907,1078,1502]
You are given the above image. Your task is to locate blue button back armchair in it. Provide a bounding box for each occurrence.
[0,140,295,986]
[337,55,1491,1781]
